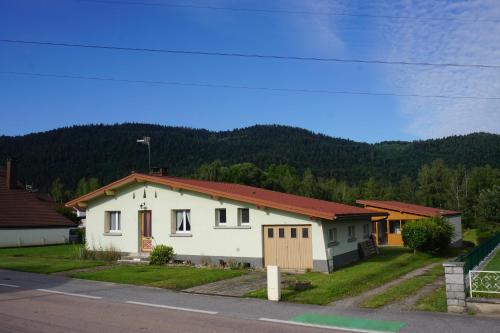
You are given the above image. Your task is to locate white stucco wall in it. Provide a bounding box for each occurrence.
[85,182,372,265]
[0,228,70,248]
[445,215,462,244]
[322,218,372,258]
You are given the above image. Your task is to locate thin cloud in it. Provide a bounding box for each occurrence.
[375,0,500,138]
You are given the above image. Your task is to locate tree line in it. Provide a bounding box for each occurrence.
[194,160,500,230]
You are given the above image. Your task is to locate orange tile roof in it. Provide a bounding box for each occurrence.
[356,200,460,217]
[67,173,386,220]
[0,169,76,228]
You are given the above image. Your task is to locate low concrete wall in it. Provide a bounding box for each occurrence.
[0,228,70,248]
[443,261,467,313]
[467,298,500,316]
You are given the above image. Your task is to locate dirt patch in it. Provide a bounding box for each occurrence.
[52,264,116,276]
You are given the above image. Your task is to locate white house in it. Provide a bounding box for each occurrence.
[0,159,75,247]
[66,170,386,272]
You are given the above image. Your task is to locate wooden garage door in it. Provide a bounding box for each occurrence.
[263,225,312,271]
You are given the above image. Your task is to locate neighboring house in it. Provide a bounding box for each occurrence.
[356,200,462,247]
[66,170,386,272]
[0,159,76,247]
[73,206,86,228]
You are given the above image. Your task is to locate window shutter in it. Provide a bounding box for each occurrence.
[170,211,176,234]
[104,212,110,233]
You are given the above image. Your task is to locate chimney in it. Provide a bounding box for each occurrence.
[5,158,17,190]
[150,167,167,176]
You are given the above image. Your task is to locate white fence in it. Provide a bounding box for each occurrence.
[469,270,500,297]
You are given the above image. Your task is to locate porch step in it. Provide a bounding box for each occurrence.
[118,254,150,264]
[117,258,150,264]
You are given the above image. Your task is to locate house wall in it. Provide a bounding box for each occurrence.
[321,218,372,271]
[445,215,462,246]
[0,228,70,248]
[85,182,372,271]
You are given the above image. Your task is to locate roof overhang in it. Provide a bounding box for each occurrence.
[66,173,385,221]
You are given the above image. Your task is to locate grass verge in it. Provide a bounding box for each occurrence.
[246,248,447,305]
[360,265,444,308]
[414,286,447,312]
[0,244,106,274]
[71,265,245,290]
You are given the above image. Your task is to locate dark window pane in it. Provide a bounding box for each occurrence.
[219,209,226,223]
[302,228,309,238]
[291,228,297,238]
[267,228,273,238]
[241,209,249,223]
[278,228,285,238]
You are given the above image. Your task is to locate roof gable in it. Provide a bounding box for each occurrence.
[67,173,386,220]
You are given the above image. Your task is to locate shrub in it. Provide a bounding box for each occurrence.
[150,245,175,265]
[402,217,453,254]
[76,244,121,261]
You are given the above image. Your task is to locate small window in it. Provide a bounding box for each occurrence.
[215,208,226,225]
[348,225,356,241]
[267,228,274,238]
[363,223,370,238]
[175,210,191,233]
[239,208,250,224]
[278,228,285,238]
[302,228,309,238]
[328,228,337,243]
[107,211,121,233]
[291,228,297,238]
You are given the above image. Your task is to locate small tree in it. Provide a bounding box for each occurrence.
[475,186,500,230]
[402,217,453,254]
[402,219,431,254]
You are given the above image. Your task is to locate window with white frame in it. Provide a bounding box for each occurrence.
[238,208,250,225]
[363,223,370,238]
[215,208,226,225]
[328,228,338,244]
[175,210,191,233]
[348,225,356,241]
[107,211,121,233]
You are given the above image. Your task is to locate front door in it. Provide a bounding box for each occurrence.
[139,211,152,252]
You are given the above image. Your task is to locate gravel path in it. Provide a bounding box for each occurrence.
[385,276,445,311]
[330,262,441,309]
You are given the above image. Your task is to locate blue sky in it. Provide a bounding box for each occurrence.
[1,0,499,142]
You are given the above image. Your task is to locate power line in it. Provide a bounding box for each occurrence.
[73,0,500,24]
[2,70,500,101]
[2,38,500,70]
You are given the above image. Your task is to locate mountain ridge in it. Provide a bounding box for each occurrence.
[0,123,498,190]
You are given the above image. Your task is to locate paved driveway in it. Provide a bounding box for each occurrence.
[182,271,267,296]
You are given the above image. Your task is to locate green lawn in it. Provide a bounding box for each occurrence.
[414,286,447,312]
[484,249,500,271]
[463,228,497,246]
[246,248,446,305]
[71,265,245,290]
[0,244,107,274]
[360,265,444,308]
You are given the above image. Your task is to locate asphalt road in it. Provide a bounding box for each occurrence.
[0,269,498,333]
[0,288,338,333]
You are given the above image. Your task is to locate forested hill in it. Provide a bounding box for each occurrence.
[0,123,499,191]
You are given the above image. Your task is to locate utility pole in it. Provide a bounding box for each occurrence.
[136,136,151,173]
